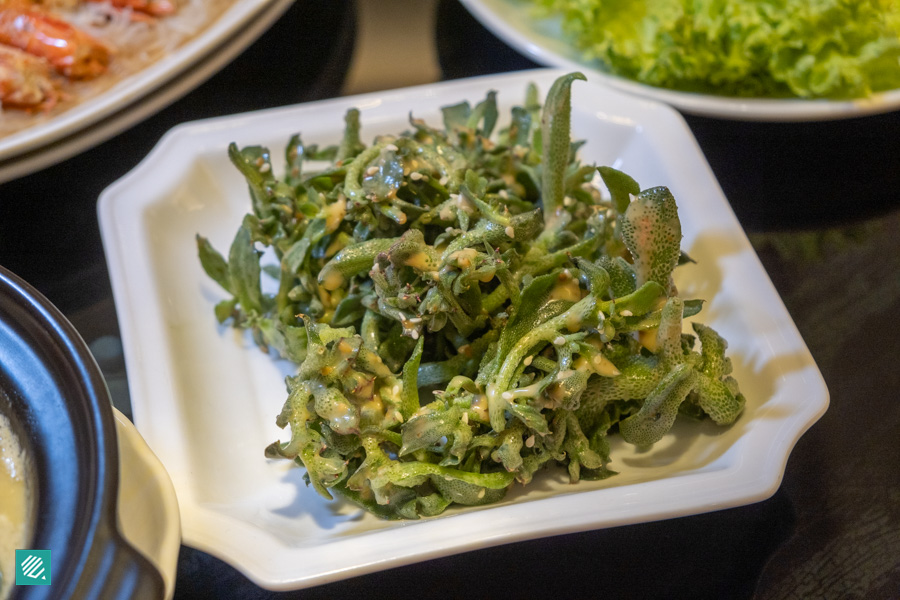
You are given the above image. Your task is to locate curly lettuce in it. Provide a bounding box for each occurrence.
[530,0,900,99]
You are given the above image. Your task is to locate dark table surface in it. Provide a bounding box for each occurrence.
[2,1,899,598]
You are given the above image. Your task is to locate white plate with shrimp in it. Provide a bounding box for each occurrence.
[0,0,291,184]
[0,0,288,173]
[99,69,829,590]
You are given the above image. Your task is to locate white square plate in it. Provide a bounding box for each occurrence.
[98,69,828,590]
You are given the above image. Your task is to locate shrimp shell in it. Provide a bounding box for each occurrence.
[0,42,59,110]
[0,3,112,79]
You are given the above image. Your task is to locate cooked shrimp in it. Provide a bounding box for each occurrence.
[0,43,59,109]
[0,2,111,79]
[31,0,176,19]
[87,0,176,17]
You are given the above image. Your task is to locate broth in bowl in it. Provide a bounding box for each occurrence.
[0,409,30,599]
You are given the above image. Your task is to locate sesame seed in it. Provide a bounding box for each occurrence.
[411,330,420,340]
[505,226,515,238]
[392,385,400,396]
[523,356,533,366]
[620,310,633,317]
[501,391,514,401]
[384,143,398,152]
[410,172,423,181]
[553,336,566,346]
[258,163,271,173]
[366,166,379,176]
[525,435,535,448]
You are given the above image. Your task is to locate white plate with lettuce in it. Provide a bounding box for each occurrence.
[460,0,900,121]
[99,69,828,590]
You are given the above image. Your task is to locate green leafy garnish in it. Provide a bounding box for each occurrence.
[530,0,900,99]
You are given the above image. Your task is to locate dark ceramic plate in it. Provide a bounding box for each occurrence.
[0,266,164,600]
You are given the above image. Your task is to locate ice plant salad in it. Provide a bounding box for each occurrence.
[197,73,745,519]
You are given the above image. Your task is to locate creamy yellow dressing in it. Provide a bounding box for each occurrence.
[319,268,345,292]
[404,251,435,271]
[470,393,488,421]
[638,327,660,353]
[323,198,347,233]
[550,278,582,304]
[0,413,30,600]
[448,248,478,270]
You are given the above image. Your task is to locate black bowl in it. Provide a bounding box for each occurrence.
[0,266,164,600]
